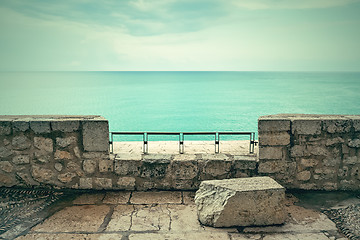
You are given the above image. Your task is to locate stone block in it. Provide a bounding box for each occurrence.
[51,120,80,132]
[326,137,344,146]
[258,119,290,132]
[79,177,93,189]
[30,121,51,134]
[323,119,351,134]
[54,162,63,172]
[58,172,77,183]
[12,121,29,132]
[259,146,283,160]
[0,121,11,135]
[348,139,360,148]
[116,177,136,190]
[170,160,198,180]
[99,160,114,172]
[31,165,55,183]
[259,132,290,146]
[82,120,109,152]
[343,156,358,165]
[290,145,310,158]
[12,135,31,150]
[258,160,284,174]
[300,158,318,168]
[82,152,109,159]
[114,159,142,176]
[291,119,322,135]
[0,173,15,187]
[12,155,30,164]
[353,119,360,132]
[195,177,286,227]
[56,136,77,148]
[0,161,13,173]
[233,156,257,170]
[34,137,53,152]
[54,150,73,160]
[296,171,311,181]
[94,178,112,189]
[200,159,232,179]
[83,159,97,174]
[0,146,12,158]
[140,159,170,179]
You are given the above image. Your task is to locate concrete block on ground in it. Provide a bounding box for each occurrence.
[82,120,109,152]
[195,177,286,227]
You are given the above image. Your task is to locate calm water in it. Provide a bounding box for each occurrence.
[1,71,359,140]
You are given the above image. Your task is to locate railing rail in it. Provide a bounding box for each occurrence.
[109,131,257,154]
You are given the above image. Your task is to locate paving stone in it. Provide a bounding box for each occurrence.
[105,205,134,231]
[17,233,124,240]
[102,191,131,204]
[183,191,196,205]
[262,233,329,240]
[195,177,286,227]
[168,205,203,232]
[131,191,182,204]
[130,205,170,231]
[73,193,105,205]
[128,232,231,240]
[32,205,110,232]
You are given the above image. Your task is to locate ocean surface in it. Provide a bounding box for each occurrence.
[1,71,360,140]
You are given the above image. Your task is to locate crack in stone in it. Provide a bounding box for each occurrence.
[128,205,136,231]
[98,205,114,232]
[166,204,172,231]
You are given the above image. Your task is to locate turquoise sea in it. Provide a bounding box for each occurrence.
[1,71,360,140]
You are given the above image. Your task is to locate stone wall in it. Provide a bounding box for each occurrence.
[0,116,110,190]
[258,114,360,190]
[0,115,257,190]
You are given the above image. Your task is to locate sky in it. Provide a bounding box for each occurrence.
[0,0,360,71]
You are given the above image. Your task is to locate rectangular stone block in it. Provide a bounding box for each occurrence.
[259,146,283,160]
[12,120,30,132]
[30,121,51,134]
[258,160,284,174]
[322,119,351,133]
[51,120,80,132]
[82,120,109,152]
[258,119,290,133]
[195,177,286,227]
[291,119,322,135]
[259,132,290,146]
[0,121,11,135]
[114,159,142,176]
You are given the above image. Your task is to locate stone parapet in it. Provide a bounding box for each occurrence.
[0,115,109,189]
[258,114,360,190]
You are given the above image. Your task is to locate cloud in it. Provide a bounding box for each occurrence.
[232,0,359,10]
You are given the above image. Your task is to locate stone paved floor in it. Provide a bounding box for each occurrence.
[112,140,258,155]
[14,190,357,240]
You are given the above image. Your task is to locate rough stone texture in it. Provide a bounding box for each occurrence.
[116,177,136,190]
[259,132,290,146]
[34,137,53,152]
[51,120,80,132]
[31,165,55,183]
[0,121,11,135]
[82,120,109,152]
[94,177,112,189]
[258,114,360,190]
[56,136,77,148]
[12,135,31,150]
[258,118,290,132]
[0,161,13,173]
[12,155,30,165]
[195,177,286,227]
[30,121,51,134]
[99,160,114,172]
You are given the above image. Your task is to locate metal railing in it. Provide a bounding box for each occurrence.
[109,131,257,154]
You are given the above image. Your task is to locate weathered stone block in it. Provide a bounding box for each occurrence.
[353,119,360,132]
[83,159,97,174]
[290,145,310,158]
[0,146,12,158]
[30,121,51,134]
[323,120,351,133]
[56,136,77,148]
[233,156,257,170]
[343,156,358,165]
[141,156,170,179]
[258,119,290,132]
[82,120,109,152]
[34,137,53,152]
[171,160,198,180]
[292,119,322,135]
[79,177,93,189]
[195,177,286,227]
[54,150,73,160]
[300,158,318,168]
[94,178,112,189]
[12,155,30,164]
[259,146,283,160]
[0,173,15,186]
[54,162,63,172]
[33,150,52,163]
[258,160,283,174]
[348,139,360,148]
[12,135,31,150]
[116,176,136,190]
[259,132,290,146]
[12,121,29,132]
[99,160,114,172]
[82,152,109,159]
[326,137,344,146]
[0,161,13,173]
[0,121,11,135]
[200,159,232,179]
[58,172,77,183]
[51,120,80,132]
[114,159,142,176]
[31,165,54,183]
[296,171,311,181]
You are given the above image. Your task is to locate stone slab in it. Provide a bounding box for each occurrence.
[128,232,231,240]
[82,120,109,152]
[102,191,131,204]
[32,205,110,232]
[131,191,182,204]
[195,177,286,227]
[17,233,124,240]
[105,205,134,231]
